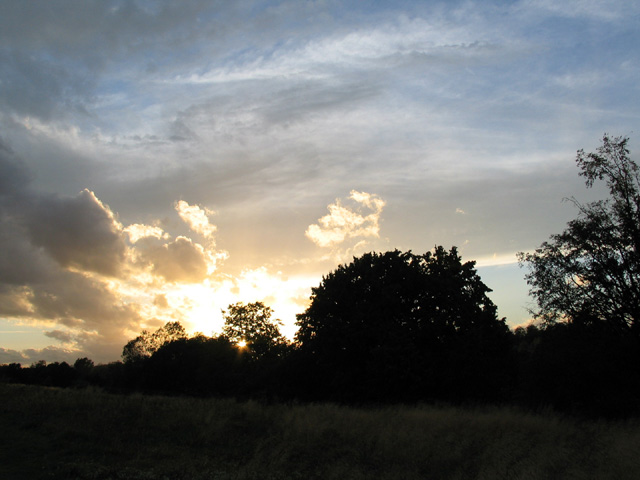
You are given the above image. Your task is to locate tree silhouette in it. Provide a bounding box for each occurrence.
[73,357,95,384]
[294,247,512,402]
[514,321,640,416]
[143,335,246,396]
[221,302,288,359]
[122,321,188,363]
[519,135,640,335]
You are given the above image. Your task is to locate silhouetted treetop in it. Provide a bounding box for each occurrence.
[293,247,511,401]
[222,301,287,358]
[122,321,188,363]
[519,134,640,335]
[296,247,504,349]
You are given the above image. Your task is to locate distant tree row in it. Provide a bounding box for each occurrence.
[2,135,640,416]
[2,247,514,404]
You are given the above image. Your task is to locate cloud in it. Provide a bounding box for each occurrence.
[0,0,638,361]
[141,236,211,284]
[521,0,633,21]
[153,294,169,309]
[306,190,386,248]
[0,145,161,359]
[0,267,144,362]
[24,270,142,331]
[0,1,233,122]
[175,200,217,241]
[44,329,74,344]
[0,139,32,196]
[0,285,37,317]
[25,189,128,276]
[0,139,236,361]
[0,346,81,365]
[0,49,93,121]
[124,223,168,243]
[0,224,54,286]
[0,347,28,364]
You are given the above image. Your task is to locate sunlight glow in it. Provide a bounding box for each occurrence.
[127,269,320,341]
[475,252,520,267]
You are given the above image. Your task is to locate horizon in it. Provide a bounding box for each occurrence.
[1,0,638,364]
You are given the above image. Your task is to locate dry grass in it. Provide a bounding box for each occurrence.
[1,383,639,479]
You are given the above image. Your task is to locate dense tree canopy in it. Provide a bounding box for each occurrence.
[221,302,287,358]
[294,247,512,401]
[519,135,640,335]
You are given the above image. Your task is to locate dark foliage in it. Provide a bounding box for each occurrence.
[293,247,514,403]
[0,360,78,387]
[514,134,640,416]
[221,301,289,360]
[519,135,640,335]
[140,335,248,396]
[514,322,640,416]
[122,321,188,363]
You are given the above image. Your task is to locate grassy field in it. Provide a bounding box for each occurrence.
[1,383,640,479]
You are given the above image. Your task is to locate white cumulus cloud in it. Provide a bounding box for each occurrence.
[175,200,217,241]
[306,190,386,248]
[124,223,168,243]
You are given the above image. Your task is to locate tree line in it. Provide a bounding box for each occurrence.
[2,135,640,417]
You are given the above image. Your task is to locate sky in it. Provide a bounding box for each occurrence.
[0,0,638,364]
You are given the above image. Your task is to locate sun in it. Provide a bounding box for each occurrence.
[237,340,247,348]
[164,282,232,335]
[156,270,317,339]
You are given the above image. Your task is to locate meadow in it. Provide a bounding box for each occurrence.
[1,383,639,480]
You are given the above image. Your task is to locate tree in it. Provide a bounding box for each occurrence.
[73,357,94,370]
[221,302,287,358]
[513,322,640,415]
[143,335,246,396]
[122,321,188,363]
[519,135,640,335]
[294,247,512,402]
[73,357,94,376]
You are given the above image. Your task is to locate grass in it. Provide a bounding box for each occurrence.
[1,383,640,479]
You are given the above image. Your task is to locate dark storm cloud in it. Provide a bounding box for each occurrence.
[0,139,143,359]
[0,226,54,286]
[0,139,32,196]
[25,189,128,277]
[0,141,56,285]
[26,270,141,330]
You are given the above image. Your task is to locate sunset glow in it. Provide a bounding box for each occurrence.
[0,1,637,364]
